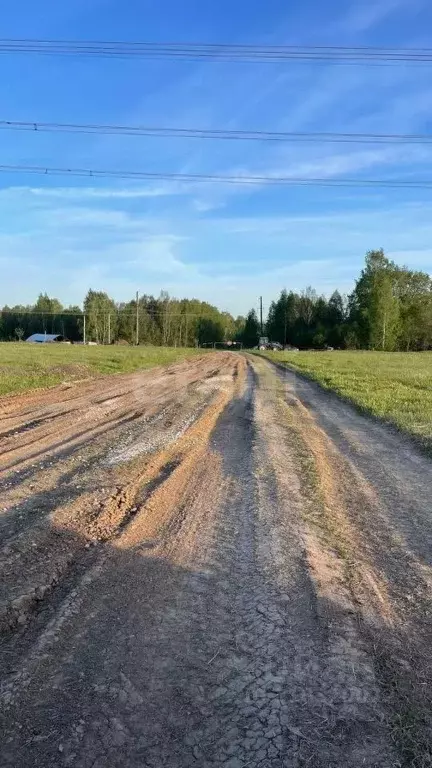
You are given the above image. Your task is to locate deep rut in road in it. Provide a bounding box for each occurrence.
[1,353,431,767]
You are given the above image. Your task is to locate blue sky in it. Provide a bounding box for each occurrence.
[1,0,432,316]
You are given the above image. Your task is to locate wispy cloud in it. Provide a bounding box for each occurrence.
[386,248,432,269]
[192,197,225,213]
[81,237,194,276]
[3,184,185,201]
[335,0,424,34]
[273,145,430,180]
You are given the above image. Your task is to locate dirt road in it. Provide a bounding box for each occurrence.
[1,353,431,767]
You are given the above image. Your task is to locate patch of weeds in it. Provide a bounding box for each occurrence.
[371,636,432,767]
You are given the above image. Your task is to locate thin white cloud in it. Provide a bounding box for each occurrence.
[387,249,432,271]
[95,245,191,278]
[192,197,226,213]
[338,0,420,33]
[16,184,185,201]
[274,148,398,180]
[42,206,145,229]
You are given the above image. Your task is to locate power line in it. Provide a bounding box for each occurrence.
[3,119,432,145]
[0,310,233,318]
[1,39,432,65]
[0,163,432,188]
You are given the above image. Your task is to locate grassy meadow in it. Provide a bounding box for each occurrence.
[259,350,432,451]
[0,343,206,396]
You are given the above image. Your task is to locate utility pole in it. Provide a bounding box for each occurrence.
[135,291,139,346]
[259,296,263,336]
[107,313,111,345]
[83,313,86,345]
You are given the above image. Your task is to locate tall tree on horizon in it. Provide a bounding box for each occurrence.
[369,270,400,351]
[241,309,260,348]
[34,293,64,334]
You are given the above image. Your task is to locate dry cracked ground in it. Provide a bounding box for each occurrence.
[0,352,431,768]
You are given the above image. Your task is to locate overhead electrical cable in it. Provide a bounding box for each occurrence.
[1,39,432,64]
[2,119,432,145]
[0,163,431,188]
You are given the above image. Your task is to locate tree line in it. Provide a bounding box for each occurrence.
[0,290,245,346]
[1,250,431,350]
[241,250,432,351]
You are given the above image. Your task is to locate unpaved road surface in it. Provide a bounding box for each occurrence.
[1,353,431,767]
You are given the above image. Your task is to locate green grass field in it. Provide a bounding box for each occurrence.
[258,350,432,451]
[0,343,205,396]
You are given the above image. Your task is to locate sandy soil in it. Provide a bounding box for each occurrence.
[0,353,431,767]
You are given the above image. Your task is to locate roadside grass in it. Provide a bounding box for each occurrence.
[0,343,206,396]
[258,350,432,452]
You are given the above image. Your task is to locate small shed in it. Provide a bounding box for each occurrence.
[26,333,66,343]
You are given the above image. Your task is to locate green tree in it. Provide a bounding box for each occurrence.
[348,250,399,349]
[369,270,400,350]
[84,290,117,344]
[196,318,224,345]
[241,309,260,348]
[266,290,299,346]
[33,293,64,334]
[34,293,63,313]
[62,306,83,342]
[326,290,346,348]
[0,304,34,340]
[394,268,432,350]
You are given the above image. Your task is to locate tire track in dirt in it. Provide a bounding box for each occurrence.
[0,356,231,476]
[252,355,432,766]
[1,356,400,767]
[0,354,240,636]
